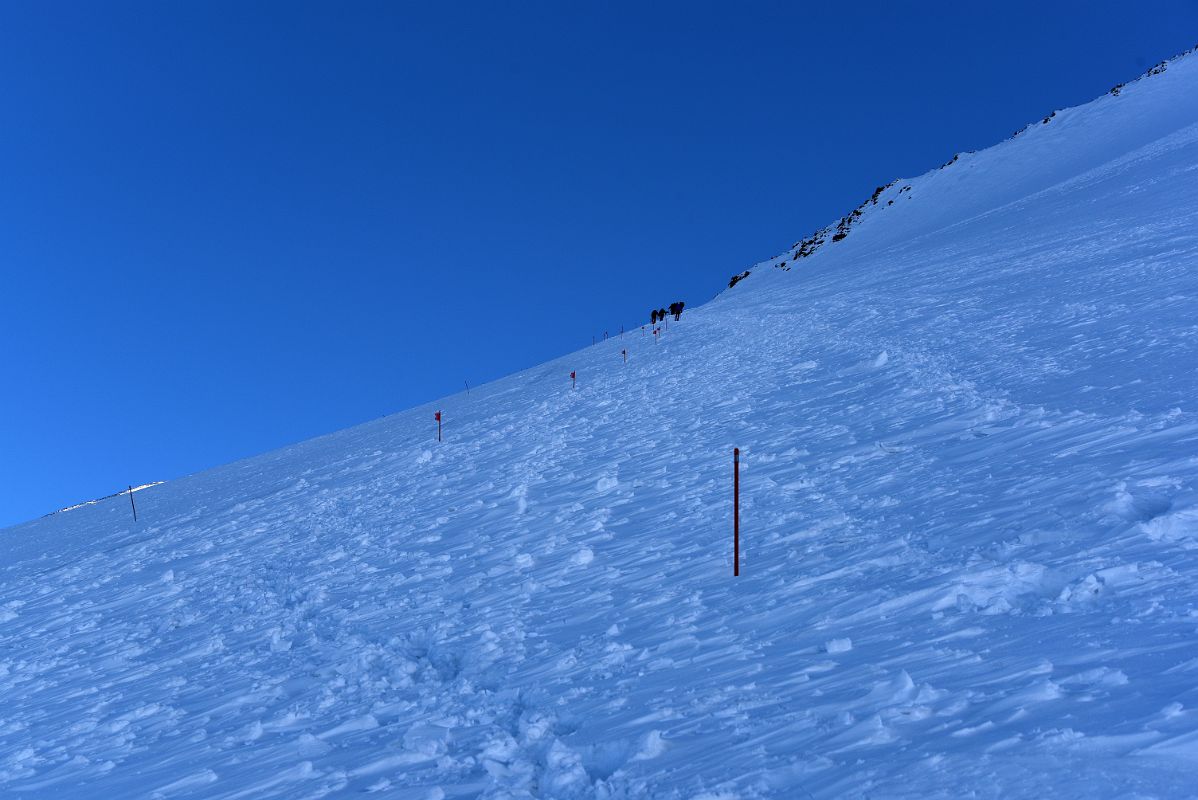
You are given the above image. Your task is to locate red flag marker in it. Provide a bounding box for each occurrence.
[435,411,442,442]
[570,370,576,389]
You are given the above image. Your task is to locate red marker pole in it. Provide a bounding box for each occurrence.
[435,411,442,442]
[733,448,740,576]
[622,349,627,363]
[571,370,576,389]
[654,328,659,344]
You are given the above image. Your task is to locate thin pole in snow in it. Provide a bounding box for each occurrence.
[128,485,138,522]
[464,380,470,395]
[435,411,442,442]
[622,349,627,363]
[733,448,740,576]
[571,370,576,389]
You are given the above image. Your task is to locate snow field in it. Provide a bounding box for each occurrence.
[2,49,1198,799]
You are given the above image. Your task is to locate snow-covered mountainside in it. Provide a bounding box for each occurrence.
[3,52,1198,799]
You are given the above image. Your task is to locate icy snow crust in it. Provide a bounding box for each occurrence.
[3,56,1198,800]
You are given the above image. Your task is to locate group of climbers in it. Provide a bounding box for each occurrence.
[650,301,685,325]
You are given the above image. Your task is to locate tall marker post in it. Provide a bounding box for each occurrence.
[622,349,627,363]
[733,448,740,576]
[435,411,442,442]
[571,370,576,389]
[128,485,138,522]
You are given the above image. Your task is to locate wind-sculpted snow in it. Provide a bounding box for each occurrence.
[3,55,1198,800]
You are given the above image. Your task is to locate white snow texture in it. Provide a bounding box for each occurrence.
[4,50,1198,799]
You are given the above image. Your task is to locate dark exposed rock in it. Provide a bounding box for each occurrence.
[727,270,751,289]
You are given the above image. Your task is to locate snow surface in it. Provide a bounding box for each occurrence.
[3,52,1198,799]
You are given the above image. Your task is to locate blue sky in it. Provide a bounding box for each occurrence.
[2,1,1195,528]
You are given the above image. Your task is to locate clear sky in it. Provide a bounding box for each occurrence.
[2,1,1195,528]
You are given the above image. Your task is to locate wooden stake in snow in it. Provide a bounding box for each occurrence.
[435,411,442,442]
[128,485,138,522]
[733,448,740,576]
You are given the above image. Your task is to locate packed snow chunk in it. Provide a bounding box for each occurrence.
[1060,667,1129,688]
[1139,503,1198,544]
[544,740,590,792]
[632,729,667,760]
[403,723,453,757]
[268,627,293,652]
[1103,480,1173,522]
[509,483,529,514]
[571,547,595,566]
[824,638,853,654]
[934,562,1065,614]
[872,351,889,367]
[0,602,21,623]
[295,733,331,758]
[596,472,620,493]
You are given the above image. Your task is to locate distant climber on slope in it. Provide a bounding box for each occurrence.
[670,301,685,321]
[650,309,659,324]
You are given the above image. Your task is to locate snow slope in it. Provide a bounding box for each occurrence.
[3,52,1198,799]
